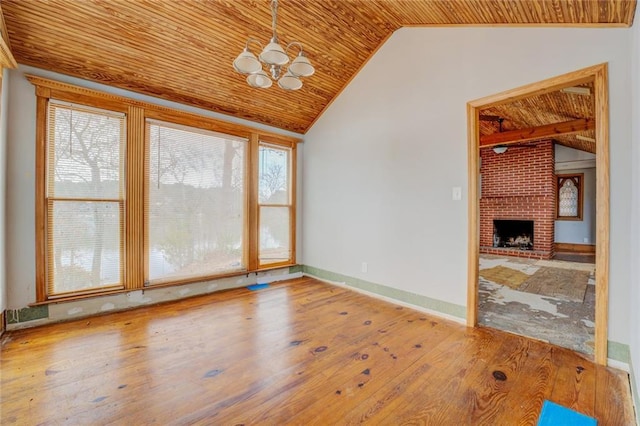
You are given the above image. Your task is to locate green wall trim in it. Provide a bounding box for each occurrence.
[289,265,303,274]
[608,340,631,363]
[302,265,466,320]
[7,305,49,324]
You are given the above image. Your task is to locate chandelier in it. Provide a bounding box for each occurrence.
[233,0,315,90]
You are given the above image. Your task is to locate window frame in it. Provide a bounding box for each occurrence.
[144,118,250,286]
[45,101,127,297]
[32,76,299,302]
[257,140,296,268]
[556,173,584,221]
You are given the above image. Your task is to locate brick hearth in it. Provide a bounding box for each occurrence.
[480,140,555,260]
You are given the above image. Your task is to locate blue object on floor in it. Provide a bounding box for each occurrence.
[247,283,269,291]
[537,400,597,425]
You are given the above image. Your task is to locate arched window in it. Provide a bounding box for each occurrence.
[557,174,583,220]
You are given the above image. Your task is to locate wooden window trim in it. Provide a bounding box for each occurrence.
[556,173,584,221]
[257,141,296,268]
[31,76,300,303]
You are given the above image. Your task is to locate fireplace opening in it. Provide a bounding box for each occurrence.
[493,220,534,250]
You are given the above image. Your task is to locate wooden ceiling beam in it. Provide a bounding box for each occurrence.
[479,118,595,147]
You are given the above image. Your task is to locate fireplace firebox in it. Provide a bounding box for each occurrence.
[493,220,534,250]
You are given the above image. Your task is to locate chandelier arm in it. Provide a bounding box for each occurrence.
[285,41,304,55]
[244,37,264,51]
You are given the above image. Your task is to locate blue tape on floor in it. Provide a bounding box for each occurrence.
[247,283,269,291]
[537,400,596,425]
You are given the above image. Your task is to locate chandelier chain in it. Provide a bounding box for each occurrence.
[271,0,279,41]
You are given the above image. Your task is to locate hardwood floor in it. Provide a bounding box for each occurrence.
[1,277,635,425]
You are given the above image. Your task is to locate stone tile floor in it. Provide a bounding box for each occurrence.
[478,254,595,356]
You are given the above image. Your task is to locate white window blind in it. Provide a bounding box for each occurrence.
[258,143,292,265]
[46,101,125,296]
[146,120,247,283]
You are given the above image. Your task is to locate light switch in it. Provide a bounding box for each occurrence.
[452,186,462,201]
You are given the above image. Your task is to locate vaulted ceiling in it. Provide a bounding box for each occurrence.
[1,1,636,136]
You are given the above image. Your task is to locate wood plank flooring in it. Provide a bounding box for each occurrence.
[1,277,635,425]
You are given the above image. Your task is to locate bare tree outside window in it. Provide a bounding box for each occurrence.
[48,103,124,294]
[35,81,299,302]
[258,144,292,265]
[147,122,247,282]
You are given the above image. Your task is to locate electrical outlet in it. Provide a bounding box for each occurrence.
[584,237,589,243]
[361,262,368,273]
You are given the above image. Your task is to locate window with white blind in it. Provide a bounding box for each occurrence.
[259,143,293,266]
[33,77,298,302]
[147,120,248,284]
[46,101,125,296]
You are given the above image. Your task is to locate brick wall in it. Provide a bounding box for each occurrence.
[479,140,555,259]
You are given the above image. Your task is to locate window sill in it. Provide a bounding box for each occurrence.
[30,263,298,306]
[555,217,584,221]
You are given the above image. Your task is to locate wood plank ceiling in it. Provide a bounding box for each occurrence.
[479,83,597,153]
[2,1,636,136]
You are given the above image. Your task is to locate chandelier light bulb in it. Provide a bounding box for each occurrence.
[289,52,315,77]
[255,74,268,87]
[260,40,289,66]
[233,48,261,74]
[278,71,303,91]
[247,70,272,89]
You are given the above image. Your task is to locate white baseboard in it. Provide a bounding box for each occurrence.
[608,358,630,372]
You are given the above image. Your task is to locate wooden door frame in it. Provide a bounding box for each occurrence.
[466,63,610,365]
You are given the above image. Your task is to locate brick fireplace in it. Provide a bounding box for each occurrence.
[480,140,555,259]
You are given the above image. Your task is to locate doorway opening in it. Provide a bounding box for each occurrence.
[466,64,609,364]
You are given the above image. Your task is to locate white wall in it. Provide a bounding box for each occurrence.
[555,144,596,164]
[554,145,596,245]
[6,68,36,310]
[629,3,640,413]
[0,69,9,315]
[5,65,303,310]
[303,27,632,347]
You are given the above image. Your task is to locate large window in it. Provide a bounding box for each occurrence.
[147,120,247,284]
[46,102,125,297]
[33,76,298,301]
